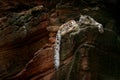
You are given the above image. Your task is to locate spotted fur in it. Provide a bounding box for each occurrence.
[54,15,104,70]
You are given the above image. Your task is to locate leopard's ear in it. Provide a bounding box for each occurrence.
[79,15,84,22]
[79,15,104,33]
[79,15,89,24]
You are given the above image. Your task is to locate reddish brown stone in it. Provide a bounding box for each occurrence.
[12,46,55,80]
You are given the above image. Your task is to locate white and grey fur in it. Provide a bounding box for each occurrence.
[54,20,78,70]
[79,15,104,33]
[54,15,104,70]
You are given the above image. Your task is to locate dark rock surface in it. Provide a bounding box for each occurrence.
[0,5,49,80]
[0,0,120,80]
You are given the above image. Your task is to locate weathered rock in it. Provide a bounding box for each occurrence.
[11,16,120,80]
[0,5,49,47]
[0,5,49,79]
[51,19,120,80]
[12,45,55,80]
[0,0,120,80]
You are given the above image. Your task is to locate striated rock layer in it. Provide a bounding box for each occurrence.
[0,5,49,80]
[0,0,120,80]
[12,16,120,80]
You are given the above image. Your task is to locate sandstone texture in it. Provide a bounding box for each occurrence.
[0,0,120,80]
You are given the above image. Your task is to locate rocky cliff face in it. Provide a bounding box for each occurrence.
[0,3,50,80]
[0,0,120,80]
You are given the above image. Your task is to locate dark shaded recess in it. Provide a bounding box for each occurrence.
[7,4,33,12]
[50,0,120,35]
[1,4,33,17]
[102,0,120,34]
